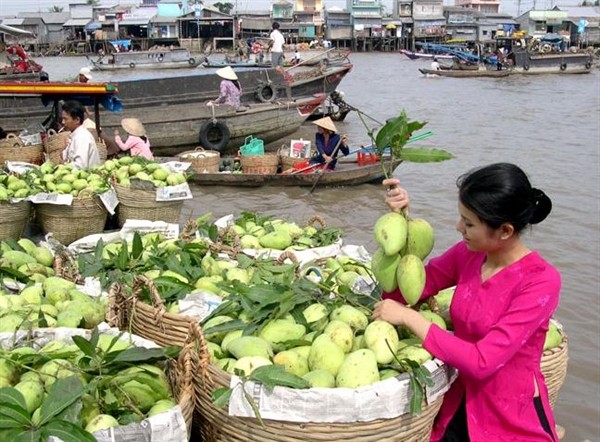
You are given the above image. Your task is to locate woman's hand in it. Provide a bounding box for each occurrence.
[383,178,410,213]
[372,299,410,327]
[341,134,348,144]
[113,130,119,137]
[323,154,332,163]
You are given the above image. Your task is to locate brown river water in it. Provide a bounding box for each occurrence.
[36,53,600,440]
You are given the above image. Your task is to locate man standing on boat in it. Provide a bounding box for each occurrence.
[269,22,285,68]
[430,57,441,71]
[61,100,101,169]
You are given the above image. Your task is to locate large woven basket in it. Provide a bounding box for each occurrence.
[35,194,108,245]
[541,334,568,407]
[44,129,70,164]
[0,133,44,165]
[179,147,220,174]
[240,154,279,174]
[113,182,183,227]
[107,275,198,348]
[191,323,444,442]
[0,201,31,241]
[278,145,307,171]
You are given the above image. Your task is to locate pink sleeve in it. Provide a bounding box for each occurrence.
[423,267,561,380]
[383,241,465,304]
[114,134,132,152]
[215,81,228,104]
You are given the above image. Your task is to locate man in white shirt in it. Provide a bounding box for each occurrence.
[61,100,101,169]
[269,22,285,67]
[430,57,441,71]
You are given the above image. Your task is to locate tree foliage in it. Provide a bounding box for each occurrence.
[49,5,64,12]
[214,2,234,14]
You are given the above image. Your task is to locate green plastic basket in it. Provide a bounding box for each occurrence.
[239,136,265,156]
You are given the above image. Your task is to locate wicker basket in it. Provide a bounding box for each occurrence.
[541,334,568,407]
[240,154,279,174]
[44,129,70,164]
[193,352,444,442]
[179,147,221,174]
[0,201,31,241]
[35,194,108,245]
[0,133,44,166]
[278,145,307,171]
[113,182,183,227]
[107,275,198,348]
[96,137,107,162]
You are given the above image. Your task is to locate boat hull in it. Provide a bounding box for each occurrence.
[419,68,510,78]
[401,50,454,60]
[509,51,593,75]
[90,49,200,71]
[187,160,401,187]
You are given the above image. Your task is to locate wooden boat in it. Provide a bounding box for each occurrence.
[439,63,478,71]
[201,57,272,69]
[89,48,200,71]
[400,49,454,60]
[0,63,352,151]
[187,159,402,187]
[419,68,510,78]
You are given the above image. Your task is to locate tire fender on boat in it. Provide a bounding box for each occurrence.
[585,62,592,69]
[198,121,230,151]
[255,83,277,103]
[189,58,196,66]
[560,63,567,71]
[157,54,164,62]
[523,63,530,71]
[129,62,136,69]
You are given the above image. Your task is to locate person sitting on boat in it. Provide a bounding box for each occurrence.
[290,47,301,65]
[309,117,349,171]
[111,118,153,160]
[430,57,441,71]
[61,100,101,170]
[207,66,242,109]
[6,44,30,73]
[78,67,93,83]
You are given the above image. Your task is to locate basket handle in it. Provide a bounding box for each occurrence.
[306,215,327,229]
[107,282,127,329]
[52,251,83,284]
[180,219,197,243]
[276,250,298,265]
[132,274,167,312]
[188,322,214,390]
[170,322,198,408]
[194,146,206,152]
[47,129,57,136]
[244,136,253,144]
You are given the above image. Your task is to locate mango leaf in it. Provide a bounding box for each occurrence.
[71,335,97,359]
[38,376,87,426]
[43,420,95,442]
[0,387,27,410]
[131,232,144,260]
[2,428,41,442]
[109,346,179,364]
[249,365,310,390]
[116,241,129,271]
[212,387,233,408]
[0,403,30,427]
[208,224,219,243]
[398,148,454,163]
[409,375,424,415]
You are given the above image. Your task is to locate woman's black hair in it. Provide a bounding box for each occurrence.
[61,100,85,125]
[232,79,241,90]
[457,163,552,233]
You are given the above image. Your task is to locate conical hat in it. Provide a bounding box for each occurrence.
[313,116,337,133]
[121,118,146,137]
[215,66,238,81]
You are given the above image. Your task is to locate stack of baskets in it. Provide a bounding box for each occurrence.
[113,182,184,227]
[0,200,31,241]
[44,129,70,164]
[179,147,220,174]
[35,194,108,245]
[0,133,45,165]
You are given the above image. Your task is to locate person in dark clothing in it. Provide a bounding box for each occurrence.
[309,117,350,170]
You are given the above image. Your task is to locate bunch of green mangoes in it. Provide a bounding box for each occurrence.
[203,301,448,389]
[371,212,435,305]
[23,162,110,197]
[102,157,187,188]
[0,334,176,434]
[0,238,55,282]
[0,174,38,200]
[543,320,564,351]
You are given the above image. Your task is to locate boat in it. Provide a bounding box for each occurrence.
[89,48,200,71]
[496,36,593,75]
[419,68,510,78]
[201,57,272,69]
[439,62,478,71]
[306,90,353,122]
[0,63,353,150]
[187,159,402,187]
[401,49,454,60]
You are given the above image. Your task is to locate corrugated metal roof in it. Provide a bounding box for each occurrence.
[19,12,70,24]
[240,17,273,29]
[1,18,26,26]
[152,16,179,23]
[119,17,151,25]
[63,18,92,26]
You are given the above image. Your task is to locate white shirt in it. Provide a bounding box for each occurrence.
[270,29,285,53]
[62,125,101,169]
[431,60,440,71]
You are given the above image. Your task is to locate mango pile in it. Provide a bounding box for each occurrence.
[0,174,38,200]
[102,156,187,188]
[25,163,110,197]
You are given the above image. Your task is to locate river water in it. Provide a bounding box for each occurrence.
[36,53,600,440]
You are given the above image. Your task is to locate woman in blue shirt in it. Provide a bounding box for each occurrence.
[309,117,350,170]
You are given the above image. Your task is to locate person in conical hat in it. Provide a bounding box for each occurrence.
[309,116,350,171]
[207,66,242,109]
[109,117,153,160]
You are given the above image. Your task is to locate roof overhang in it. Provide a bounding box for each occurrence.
[63,18,91,27]
[0,23,34,36]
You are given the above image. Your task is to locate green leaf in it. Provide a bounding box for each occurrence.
[43,420,96,442]
[71,336,97,359]
[398,148,454,163]
[39,376,86,426]
[409,375,424,415]
[203,320,245,336]
[2,427,41,442]
[211,387,233,408]
[116,240,129,271]
[110,346,179,364]
[131,232,144,260]
[208,224,218,243]
[0,403,31,427]
[249,365,310,390]
[0,387,27,410]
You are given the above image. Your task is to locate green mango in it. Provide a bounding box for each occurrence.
[396,254,426,306]
[307,334,345,377]
[273,350,309,377]
[364,320,400,364]
[405,218,435,260]
[371,248,401,292]
[302,369,336,388]
[336,349,380,388]
[373,212,407,256]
